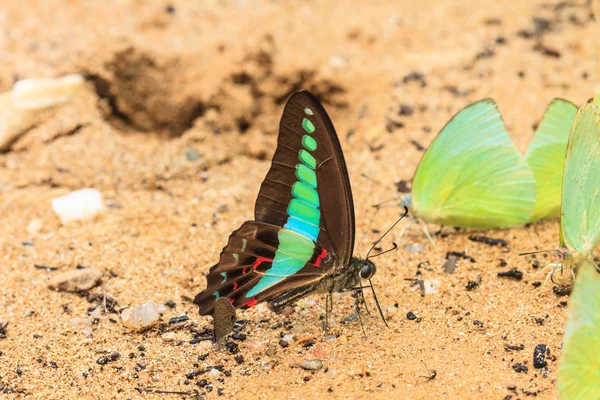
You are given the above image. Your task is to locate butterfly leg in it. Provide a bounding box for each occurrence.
[355,294,367,338]
[422,222,436,247]
[323,291,333,333]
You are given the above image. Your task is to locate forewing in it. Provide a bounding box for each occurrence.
[560,98,600,257]
[557,261,600,399]
[193,222,333,316]
[254,90,355,265]
[412,98,536,228]
[525,98,577,222]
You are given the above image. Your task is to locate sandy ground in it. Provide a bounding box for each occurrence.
[1,0,599,398]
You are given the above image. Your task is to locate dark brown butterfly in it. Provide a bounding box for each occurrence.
[194,90,402,327]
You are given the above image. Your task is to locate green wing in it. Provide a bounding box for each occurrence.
[525,99,577,222]
[557,260,600,400]
[560,98,600,259]
[411,98,536,228]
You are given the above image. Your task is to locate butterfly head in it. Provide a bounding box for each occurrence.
[359,259,377,280]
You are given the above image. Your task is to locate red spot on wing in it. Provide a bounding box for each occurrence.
[252,257,270,270]
[242,267,248,275]
[244,298,258,308]
[229,298,235,304]
[314,248,329,267]
[233,282,239,291]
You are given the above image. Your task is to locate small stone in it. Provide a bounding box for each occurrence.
[383,306,398,319]
[161,332,177,342]
[279,340,289,348]
[301,360,323,371]
[12,74,85,110]
[512,363,528,373]
[121,302,160,331]
[47,267,103,292]
[209,368,221,379]
[281,306,295,316]
[27,219,42,234]
[406,311,418,321]
[327,368,338,379]
[164,300,176,308]
[403,243,425,253]
[533,344,549,369]
[52,189,104,224]
[185,146,201,162]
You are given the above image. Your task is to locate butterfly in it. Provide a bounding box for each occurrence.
[194,90,397,326]
[534,97,600,397]
[555,97,600,267]
[524,98,577,222]
[556,260,600,399]
[402,98,537,229]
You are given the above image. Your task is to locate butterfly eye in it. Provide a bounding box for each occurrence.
[359,262,376,279]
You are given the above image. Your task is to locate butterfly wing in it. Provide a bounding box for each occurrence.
[411,99,536,228]
[557,260,600,399]
[195,91,354,315]
[194,222,333,315]
[254,90,355,263]
[525,98,577,222]
[560,98,600,258]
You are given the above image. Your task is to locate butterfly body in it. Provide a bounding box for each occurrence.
[194,91,376,318]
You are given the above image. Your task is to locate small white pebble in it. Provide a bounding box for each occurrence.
[121,302,160,330]
[52,188,104,224]
[209,368,221,379]
[12,74,86,110]
[27,219,42,234]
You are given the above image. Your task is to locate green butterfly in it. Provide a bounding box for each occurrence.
[557,261,600,399]
[402,98,576,229]
[525,99,577,222]
[405,98,533,228]
[554,98,600,398]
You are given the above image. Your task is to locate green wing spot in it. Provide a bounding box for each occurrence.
[288,198,320,225]
[299,149,316,169]
[220,272,227,283]
[304,108,313,115]
[292,182,320,208]
[246,229,315,297]
[232,253,239,264]
[296,164,317,188]
[302,135,317,151]
[302,118,316,134]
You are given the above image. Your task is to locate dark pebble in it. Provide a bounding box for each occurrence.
[498,259,508,267]
[232,333,246,341]
[406,311,418,320]
[302,340,315,348]
[512,363,528,373]
[235,355,244,364]
[164,300,177,308]
[279,340,289,348]
[469,235,507,247]
[473,320,484,327]
[137,345,145,352]
[198,353,209,361]
[533,344,549,369]
[225,341,239,354]
[553,286,571,297]
[197,379,208,388]
[169,315,189,324]
[218,388,224,396]
[466,281,479,291]
[497,268,523,281]
[505,344,524,351]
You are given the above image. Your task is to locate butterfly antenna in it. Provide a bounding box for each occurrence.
[368,242,398,259]
[518,249,559,256]
[368,278,389,328]
[366,206,409,260]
